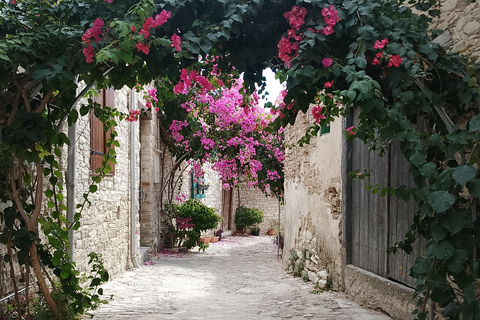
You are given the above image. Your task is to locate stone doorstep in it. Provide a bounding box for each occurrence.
[344,265,417,320]
[140,246,150,263]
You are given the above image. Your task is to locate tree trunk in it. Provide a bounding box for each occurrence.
[7,231,22,317]
[29,242,59,316]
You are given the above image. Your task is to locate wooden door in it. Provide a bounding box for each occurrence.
[221,189,233,230]
[348,109,426,287]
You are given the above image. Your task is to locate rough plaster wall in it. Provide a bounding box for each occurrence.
[231,186,285,234]
[431,0,480,60]
[73,86,140,278]
[283,109,344,288]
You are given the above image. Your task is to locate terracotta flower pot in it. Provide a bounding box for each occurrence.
[267,229,274,236]
[210,236,219,243]
[200,237,211,244]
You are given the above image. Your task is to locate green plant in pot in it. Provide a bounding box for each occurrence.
[174,199,222,249]
[234,206,264,235]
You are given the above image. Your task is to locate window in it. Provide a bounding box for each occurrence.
[191,174,206,199]
[90,88,115,174]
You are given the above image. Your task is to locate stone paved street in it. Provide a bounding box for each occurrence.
[92,235,391,320]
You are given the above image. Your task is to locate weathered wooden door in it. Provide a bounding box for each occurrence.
[348,112,426,287]
[221,189,233,230]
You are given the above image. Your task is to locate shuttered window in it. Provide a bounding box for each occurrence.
[90,88,115,174]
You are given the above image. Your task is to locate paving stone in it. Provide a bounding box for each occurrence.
[92,236,391,320]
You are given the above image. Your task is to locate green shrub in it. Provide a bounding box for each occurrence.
[234,206,264,230]
[174,199,222,249]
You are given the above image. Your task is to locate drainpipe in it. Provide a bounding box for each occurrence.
[66,79,80,262]
[130,89,139,267]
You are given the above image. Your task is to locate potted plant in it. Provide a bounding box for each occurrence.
[174,199,222,249]
[215,229,223,241]
[234,206,264,235]
[250,226,260,236]
[267,220,277,236]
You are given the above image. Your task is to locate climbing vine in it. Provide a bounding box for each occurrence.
[267,1,480,319]
[1,0,480,318]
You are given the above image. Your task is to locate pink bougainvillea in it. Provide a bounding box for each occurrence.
[167,69,284,197]
[374,38,389,49]
[81,18,105,63]
[283,6,307,30]
[171,34,182,51]
[278,5,340,65]
[311,105,326,123]
[322,58,333,68]
[82,10,171,63]
[387,55,403,67]
[324,81,333,88]
[321,5,340,26]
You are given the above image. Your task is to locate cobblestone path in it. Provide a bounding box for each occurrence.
[92,235,391,320]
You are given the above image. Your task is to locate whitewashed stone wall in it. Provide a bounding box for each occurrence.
[71,86,141,277]
[283,110,344,288]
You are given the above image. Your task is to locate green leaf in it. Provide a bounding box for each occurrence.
[90,278,101,287]
[409,151,426,167]
[427,239,455,260]
[466,179,480,198]
[468,115,480,132]
[430,221,447,242]
[357,25,378,40]
[440,211,468,235]
[452,165,477,185]
[427,190,455,213]
[411,256,432,276]
[89,185,98,193]
[419,162,437,180]
[447,249,468,274]
[32,69,51,80]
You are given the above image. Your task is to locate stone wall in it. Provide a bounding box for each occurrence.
[139,114,163,248]
[431,0,480,60]
[71,86,141,277]
[231,186,285,235]
[283,109,344,289]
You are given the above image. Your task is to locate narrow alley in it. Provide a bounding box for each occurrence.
[92,235,391,320]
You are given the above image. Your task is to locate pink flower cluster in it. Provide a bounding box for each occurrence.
[173,69,212,95]
[82,18,104,63]
[171,34,182,51]
[175,217,195,230]
[175,193,187,203]
[134,10,172,55]
[126,85,159,122]
[311,105,326,123]
[283,6,307,30]
[272,89,296,118]
[82,10,172,62]
[371,38,403,67]
[278,5,340,66]
[168,70,284,197]
[346,126,356,136]
[319,5,340,36]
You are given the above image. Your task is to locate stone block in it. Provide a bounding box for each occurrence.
[317,279,327,289]
[317,270,328,280]
[308,271,318,283]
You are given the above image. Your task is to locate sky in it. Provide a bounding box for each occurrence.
[258,69,284,106]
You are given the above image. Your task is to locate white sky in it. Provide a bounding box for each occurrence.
[258,69,284,106]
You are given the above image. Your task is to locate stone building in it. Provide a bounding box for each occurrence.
[66,86,142,276]
[282,1,480,319]
[139,114,285,250]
